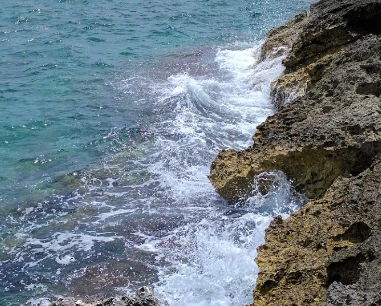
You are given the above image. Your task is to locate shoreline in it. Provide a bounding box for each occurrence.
[37,0,381,304]
[210,0,381,304]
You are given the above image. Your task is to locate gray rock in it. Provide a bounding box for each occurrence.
[325,282,381,306]
[208,0,381,305]
[48,287,160,306]
[209,0,381,203]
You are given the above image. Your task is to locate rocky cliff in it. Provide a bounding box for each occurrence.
[209,0,381,305]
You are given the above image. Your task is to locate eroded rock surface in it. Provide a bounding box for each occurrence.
[47,287,159,306]
[209,0,381,203]
[253,156,381,305]
[259,11,308,62]
[209,0,381,305]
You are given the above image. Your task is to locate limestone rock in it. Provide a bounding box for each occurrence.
[209,2,381,203]
[253,156,381,305]
[258,10,309,107]
[259,11,308,62]
[209,0,381,305]
[273,0,381,109]
[325,282,381,306]
[48,287,160,306]
[284,0,381,70]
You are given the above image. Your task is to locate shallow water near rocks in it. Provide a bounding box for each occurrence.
[1,1,314,305]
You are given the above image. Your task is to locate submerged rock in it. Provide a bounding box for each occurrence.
[47,287,160,306]
[209,0,381,305]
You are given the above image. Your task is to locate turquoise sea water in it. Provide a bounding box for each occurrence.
[1,1,313,305]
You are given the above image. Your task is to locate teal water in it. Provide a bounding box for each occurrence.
[1,1,313,305]
[0,0,309,203]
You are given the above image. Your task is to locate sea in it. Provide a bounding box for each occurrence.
[0,1,314,305]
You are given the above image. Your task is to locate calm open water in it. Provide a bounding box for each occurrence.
[1,1,313,305]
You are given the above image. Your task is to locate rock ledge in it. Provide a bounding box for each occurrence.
[209,0,381,305]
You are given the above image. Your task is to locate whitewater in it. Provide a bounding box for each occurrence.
[0,1,314,305]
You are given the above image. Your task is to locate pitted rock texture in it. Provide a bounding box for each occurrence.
[284,0,381,69]
[274,0,381,109]
[209,1,381,203]
[47,287,160,306]
[252,156,381,305]
[259,11,308,62]
[209,0,381,305]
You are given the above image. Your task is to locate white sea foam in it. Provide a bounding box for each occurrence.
[55,254,75,265]
[148,41,285,201]
[3,40,294,305]
[0,2,317,304]
[10,232,121,272]
[152,170,304,306]
[94,208,136,223]
[26,297,51,306]
[147,42,300,305]
[152,216,271,306]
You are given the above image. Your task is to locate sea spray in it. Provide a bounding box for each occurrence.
[138,45,303,305]
[0,1,317,304]
[147,42,285,202]
[1,41,291,306]
[151,172,305,306]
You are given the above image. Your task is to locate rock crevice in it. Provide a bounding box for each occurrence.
[209,0,381,304]
[210,0,381,203]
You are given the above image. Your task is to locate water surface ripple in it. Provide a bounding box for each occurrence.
[0,1,314,305]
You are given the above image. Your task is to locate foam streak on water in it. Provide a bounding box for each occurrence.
[0,1,317,304]
[150,171,303,305]
[148,42,283,199]
[0,40,304,306]
[135,45,304,305]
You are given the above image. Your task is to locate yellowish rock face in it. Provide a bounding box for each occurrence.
[209,0,381,304]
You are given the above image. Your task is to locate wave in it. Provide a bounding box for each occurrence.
[2,39,297,306]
